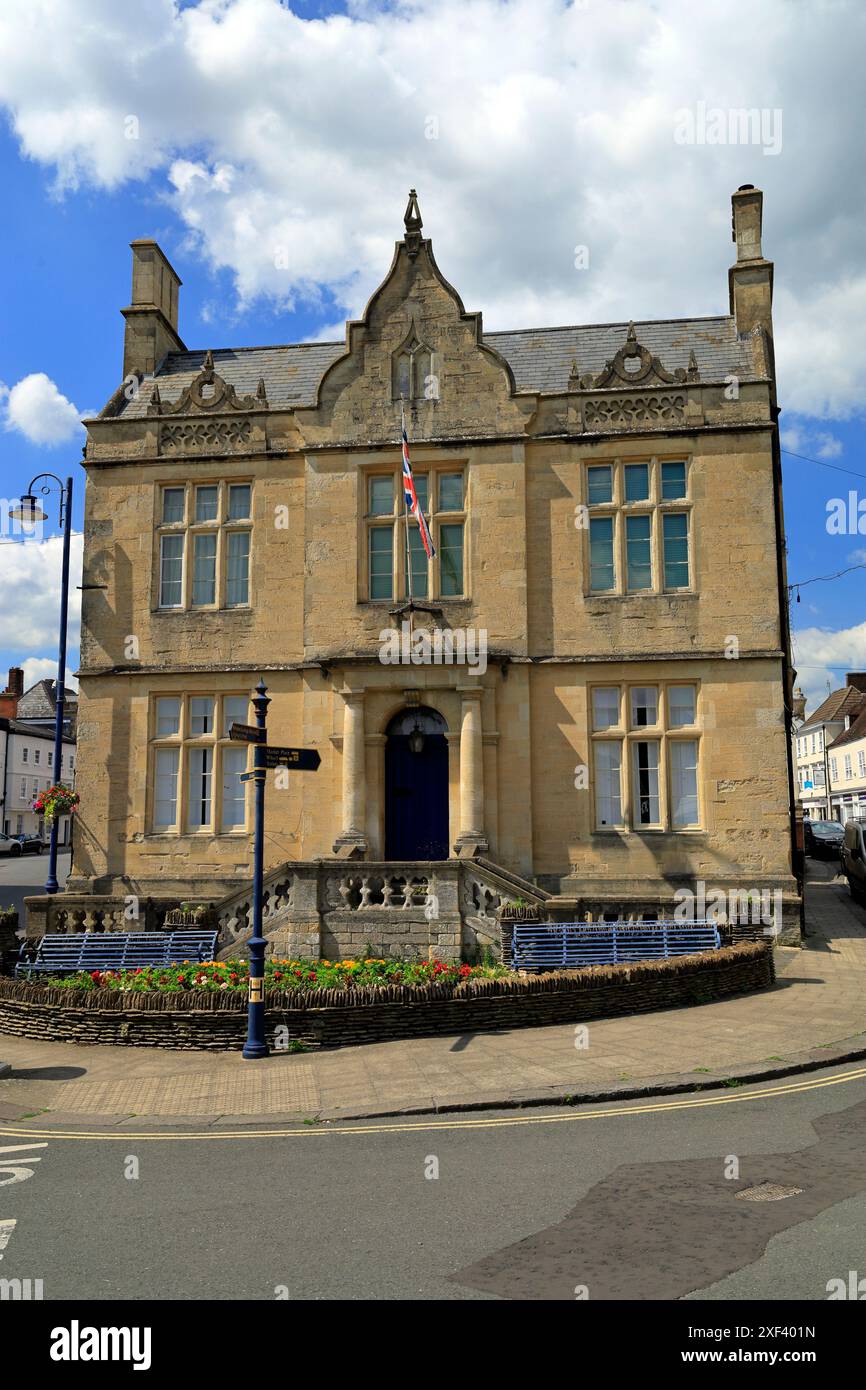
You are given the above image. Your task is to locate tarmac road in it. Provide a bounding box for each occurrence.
[2,1060,865,1302]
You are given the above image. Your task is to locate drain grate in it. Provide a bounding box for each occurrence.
[736,1181,804,1202]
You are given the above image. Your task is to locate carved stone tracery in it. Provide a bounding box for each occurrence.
[148,350,268,416]
[572,322,700,392]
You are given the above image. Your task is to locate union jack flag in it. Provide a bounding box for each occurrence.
[402,423,436,558]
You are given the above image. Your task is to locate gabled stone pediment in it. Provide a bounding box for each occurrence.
[147,351,268,415]
[301,190,532,443]
[573,322,701,391]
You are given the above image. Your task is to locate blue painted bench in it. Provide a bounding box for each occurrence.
[15,931,219,978]
[510,920,720,972]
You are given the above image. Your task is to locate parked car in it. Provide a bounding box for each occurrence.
[0,832,22,857]
[803,819,845,859]
[14,834,45,855]
[841,821,866,904]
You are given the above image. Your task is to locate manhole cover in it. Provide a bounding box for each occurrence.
[736,1182,803,1202]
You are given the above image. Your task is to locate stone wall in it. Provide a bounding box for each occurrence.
[0,942,774,1051]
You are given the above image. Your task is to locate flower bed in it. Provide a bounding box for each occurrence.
[0,943,775,1052]
[41,957,509,995]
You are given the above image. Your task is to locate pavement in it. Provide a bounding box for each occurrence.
[1,858,864,1130]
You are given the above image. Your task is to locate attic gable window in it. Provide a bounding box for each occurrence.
[393,336,434,401]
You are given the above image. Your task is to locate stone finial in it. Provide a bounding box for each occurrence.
[404,188,423,258]
[202,349,215,372]
[256,377,268,405]
[687,350,700,382]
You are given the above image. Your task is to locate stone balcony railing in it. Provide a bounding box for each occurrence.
[23,857,551,963]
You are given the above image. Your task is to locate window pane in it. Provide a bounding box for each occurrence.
[668,685,696,728]
[625,514,652,590]
[412,474,429,513]
[439,473,463,511]
[228,484,251,520]
[192,533,217,606]
[439,522,464,595]
[221,746,247,831]
[592,687,620,731]
[222,696,249,737]
[369,477,394,515]
[395,355,411,400]
[624,463,649,502]
[195,485,219,522]
[661,461,687,500]
[190,697,214,736]
[670,739,699,826]
[162,487,185,523]
[630,686,658,727]
[594,742,622,826]
[369,526,393,599]
[632,741,660,824]
[587,465,613,505]
[226,531,250,606]
[407,524,429,598]
[187,747,213,829]
[414,349,432,398]
[154,747,179,829]
[589,516,615,591]
[159,534,184,607]
[663,513,690,588]
[156,697,181,737]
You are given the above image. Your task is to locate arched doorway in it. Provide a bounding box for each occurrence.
[385,706,449,860]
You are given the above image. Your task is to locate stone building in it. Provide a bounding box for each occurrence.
[62,185,801,952]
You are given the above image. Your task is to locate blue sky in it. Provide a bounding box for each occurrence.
[0,0,864,712]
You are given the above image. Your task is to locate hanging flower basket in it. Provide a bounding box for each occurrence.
[32,783,80,827]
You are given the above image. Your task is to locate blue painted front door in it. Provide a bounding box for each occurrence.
[385,732,449,860]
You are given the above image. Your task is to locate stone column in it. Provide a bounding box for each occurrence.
[333,689,368,857]
[455,686,488,855]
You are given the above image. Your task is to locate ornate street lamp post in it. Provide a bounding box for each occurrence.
[243,678,270,1059]
[10,474,74,895]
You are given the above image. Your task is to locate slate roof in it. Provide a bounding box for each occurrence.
[799,686,866,734]
[109,315,756,418]
[16,680,79,721]
[5,718,75,745]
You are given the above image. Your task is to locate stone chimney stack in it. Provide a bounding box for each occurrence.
[121,240,185,380]
[791,687,807,722]
[729,185,774,337]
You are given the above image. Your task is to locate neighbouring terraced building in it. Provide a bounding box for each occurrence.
[51,184,801,952]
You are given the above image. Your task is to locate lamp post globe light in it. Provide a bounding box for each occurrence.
[10,474,74,896]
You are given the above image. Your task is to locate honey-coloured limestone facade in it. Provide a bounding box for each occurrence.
[65,184,801,952]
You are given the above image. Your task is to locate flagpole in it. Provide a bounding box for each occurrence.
[401,400,414,641]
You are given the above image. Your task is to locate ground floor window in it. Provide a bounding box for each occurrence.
[590,681,701,831]
[149,693,251,834]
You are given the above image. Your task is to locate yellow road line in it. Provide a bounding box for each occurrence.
[1,1065,865,1141]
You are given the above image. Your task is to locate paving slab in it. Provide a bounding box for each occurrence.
[1,862,864,1128]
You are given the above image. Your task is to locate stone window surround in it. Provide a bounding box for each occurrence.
[147,691,251,836]
[589,679,702,832]
[153,477,253,613]
[360,462,467,603]
[583,453,694,598]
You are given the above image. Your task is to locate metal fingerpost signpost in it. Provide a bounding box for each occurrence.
[234,679,321,1060]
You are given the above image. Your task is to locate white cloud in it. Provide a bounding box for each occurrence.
[1,373,83,446]
[792,620,866,716]
[0,533,83,651]
[780,421,843,460]
[0,1,866,419]
[18,655,79,695]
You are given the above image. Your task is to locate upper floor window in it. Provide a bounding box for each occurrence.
[364,467,465,600]
[585,457,691,596]
[392,334,435,401]
[157,481,252,611]
[21,747,28,763]
[34,748,41,765]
